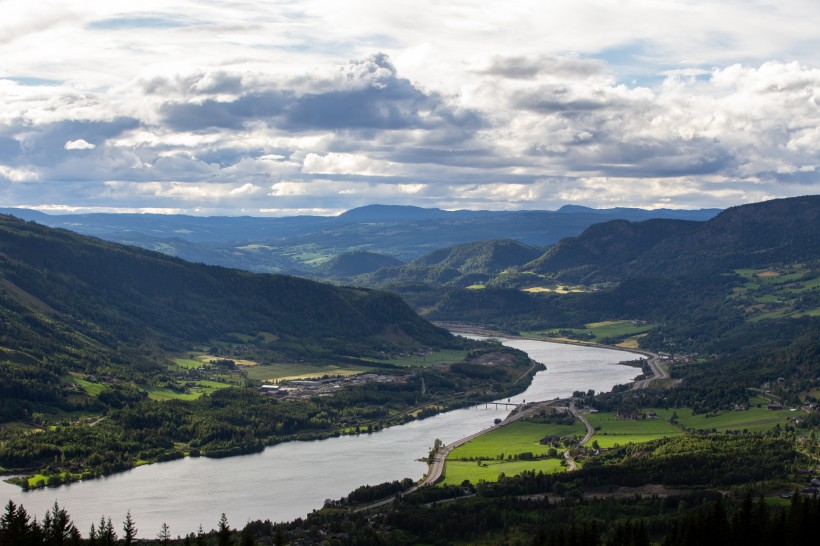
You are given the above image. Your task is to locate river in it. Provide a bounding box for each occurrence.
[0,335,640,537]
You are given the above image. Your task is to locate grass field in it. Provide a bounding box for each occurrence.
[449,421,585,460]
[378,349,469,368]
[652,406,794,432]
[173,358,206,369]
[440,420,582,484]
[733,266,820,321]
[442,458,565,485]
[64,374,107,396]
[242,363,369,382]
[522,285,586,294]
[584,412,683,448]
[142,379,232,401]
[522,320,655,345]
[584,405,794,448]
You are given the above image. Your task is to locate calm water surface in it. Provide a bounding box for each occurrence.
[0,335,640,536]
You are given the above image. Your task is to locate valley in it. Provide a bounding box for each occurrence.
[2,195,819,545]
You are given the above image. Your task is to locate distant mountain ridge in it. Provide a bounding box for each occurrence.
[0,204,721,275]
[523,195,820,282]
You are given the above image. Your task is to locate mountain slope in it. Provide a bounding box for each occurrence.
[361,240,543,287]
[0,215,453,371]
[522,219,702,281]
[521,196,820,283]
[413,239,543,274]
[316,250,403,279]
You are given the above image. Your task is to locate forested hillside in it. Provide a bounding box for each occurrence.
[523,195,820,282]
[361,239,543,287]
[316,250,403,280]
[0,214,451,357]
[2,215,528,485]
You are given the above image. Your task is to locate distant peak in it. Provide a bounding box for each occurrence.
[338,204,448,221]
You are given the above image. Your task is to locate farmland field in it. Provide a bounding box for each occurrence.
[377,349,469,368]
[441,420,582,484]
[442,458,565,485]
[584,412,683,448]
[242,363,369,382]
[448,420,585,460]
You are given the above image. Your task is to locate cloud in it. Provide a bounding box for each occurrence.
[0,1,819,214]
[476,55,607,80]
[157,54,483,134]
[64,139,96,150]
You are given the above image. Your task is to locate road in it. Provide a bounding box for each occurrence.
[562,407,595,471]
[631,353,668,390]
[419,400,550,487]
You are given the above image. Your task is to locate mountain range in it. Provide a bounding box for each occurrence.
[0,204,720,275]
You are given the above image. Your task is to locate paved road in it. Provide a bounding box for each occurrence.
[631,353,668,390]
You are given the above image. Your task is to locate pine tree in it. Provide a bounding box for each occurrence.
[122,510,137,546]
[217,513,232,546]
[157,522,171,546]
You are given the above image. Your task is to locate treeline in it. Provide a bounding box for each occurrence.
[277,486,820,545]
[0,500,257,546]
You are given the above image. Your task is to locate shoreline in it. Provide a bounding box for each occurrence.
[412,323,663,488]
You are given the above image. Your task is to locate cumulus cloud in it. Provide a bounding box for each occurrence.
[64,139,96,150]
[0,1,819,214]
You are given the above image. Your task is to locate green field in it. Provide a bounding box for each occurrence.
[242,363,370,382]
[733,266,820,321]
[173,358,206,369]
[440,420,583,484]
[522,320,655,345]
[377,349,469,368]
[442,458,565,485]
[142,379,232,401]
[64,375,107,396]
[584,412,684,448]
[654,406,794,432]
[584,406,795,448]
[449,420,584,460]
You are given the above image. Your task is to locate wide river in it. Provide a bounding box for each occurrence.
[0,335,640,536]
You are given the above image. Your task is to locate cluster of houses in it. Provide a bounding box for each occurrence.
[798,476,820,496]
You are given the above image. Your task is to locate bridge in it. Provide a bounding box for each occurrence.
[465,401,521,409]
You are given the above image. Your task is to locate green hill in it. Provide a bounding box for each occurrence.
[522,219,700,281]
[0,214,455,402]
[522,196,820,283]
[362,239,543,287]
[316,250,403,279]
[413,239,543,274]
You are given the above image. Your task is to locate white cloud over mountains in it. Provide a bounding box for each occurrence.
[0,1,818,214]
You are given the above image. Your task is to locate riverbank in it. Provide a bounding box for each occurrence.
[416,327,663,489]
[1,337,641,536]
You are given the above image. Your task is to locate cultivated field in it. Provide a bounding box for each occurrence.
[441,420,584,484]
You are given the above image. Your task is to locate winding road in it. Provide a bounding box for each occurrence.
[631,353,669,390]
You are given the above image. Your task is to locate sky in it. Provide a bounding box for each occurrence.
[1,0,819,216]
